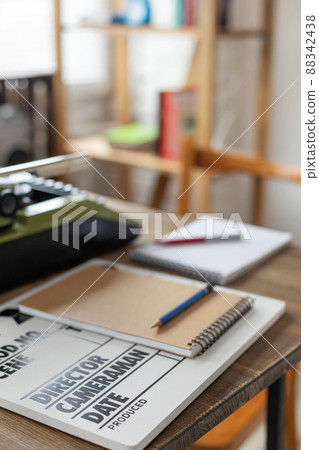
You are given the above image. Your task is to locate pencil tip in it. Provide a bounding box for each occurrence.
[151,320,161,328]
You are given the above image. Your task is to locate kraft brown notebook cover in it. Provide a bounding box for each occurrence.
[19,262,253,357]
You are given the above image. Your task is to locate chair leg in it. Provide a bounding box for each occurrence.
[151,174,170,209]
[284,368,297,450]
[178,137,196,215]
[195,169,211,213]
[118,165,130,200]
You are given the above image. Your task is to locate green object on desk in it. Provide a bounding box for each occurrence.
[104,122,159,147]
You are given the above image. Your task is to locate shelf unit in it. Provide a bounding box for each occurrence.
[72,22,268,39]
[65,135,221,211]
[55,0,275,219]
[51,0,67,154]
[68,135,181,175]
[77,23,202,37]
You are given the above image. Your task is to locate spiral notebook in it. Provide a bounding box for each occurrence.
[19,261,254,358]
[130,216,292,284]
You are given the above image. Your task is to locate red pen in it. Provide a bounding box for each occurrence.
[155,235,240,245]
[156,237,207,245]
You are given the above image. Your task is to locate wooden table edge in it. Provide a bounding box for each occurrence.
[147,346,301,449]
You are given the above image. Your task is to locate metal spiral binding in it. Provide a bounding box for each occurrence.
[187,296,254,355]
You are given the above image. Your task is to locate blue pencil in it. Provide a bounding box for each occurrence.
[151,284,213,328]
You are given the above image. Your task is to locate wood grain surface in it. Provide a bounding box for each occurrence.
[0,201,300,450]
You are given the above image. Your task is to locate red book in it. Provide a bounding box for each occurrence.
[159,92,180,160]
[184,0,195,26]
[159,90,196,161]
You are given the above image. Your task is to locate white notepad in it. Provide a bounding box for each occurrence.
[130,216,292,284]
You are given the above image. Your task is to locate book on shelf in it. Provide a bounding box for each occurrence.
[175,0,184,27]
[218,0,233,28]
[159,89,196,160]
[149,0,199,29]
[184,0,197,26]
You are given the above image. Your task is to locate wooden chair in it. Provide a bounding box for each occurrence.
[178,139,300,449]
[178,138,301,217]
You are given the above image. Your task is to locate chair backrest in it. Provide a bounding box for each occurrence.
[178,137,301,215]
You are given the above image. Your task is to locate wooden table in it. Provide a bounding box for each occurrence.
[0,199,301,449]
